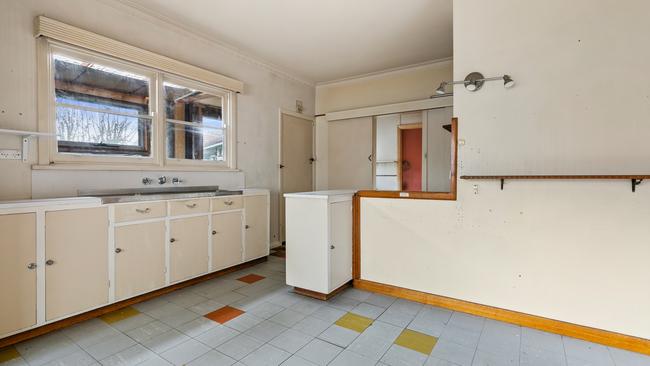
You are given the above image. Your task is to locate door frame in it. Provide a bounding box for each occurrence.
[278,108,315,244]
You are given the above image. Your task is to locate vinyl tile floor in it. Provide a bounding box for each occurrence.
[1,255,649,366]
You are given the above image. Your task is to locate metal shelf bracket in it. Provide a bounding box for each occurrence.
[632,179,643,192]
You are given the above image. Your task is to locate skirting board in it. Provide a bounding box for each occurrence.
[294,281,352,301]
[0,257,268,348]
[353,279,650,356]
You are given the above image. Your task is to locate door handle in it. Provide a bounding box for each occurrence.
[279,164,285,169]
[368,154,372,162]
[45,259,55,266]
[212,230,218,235]
[27,263,37,270]
[115,248,123,253]
[245,225,250,229]
[330,245,335,249]
[170,238,177,243]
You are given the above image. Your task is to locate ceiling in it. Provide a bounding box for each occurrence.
[121,0,452,84]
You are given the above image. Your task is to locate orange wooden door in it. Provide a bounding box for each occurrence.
[400,128,423,191]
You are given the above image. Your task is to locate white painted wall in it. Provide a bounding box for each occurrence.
[360,0,650,339]
[0,0,315,244]
[314,60,453,189]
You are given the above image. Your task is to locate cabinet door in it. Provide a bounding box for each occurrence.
[45,207,108,320]
[211,212,243,270]
[329,201,352,292]
[115,221,166,300]
[0,213,36,335]
[244,195,268,261]
[170,216,208,282]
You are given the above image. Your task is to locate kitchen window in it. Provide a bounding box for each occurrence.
[37,28,239,170]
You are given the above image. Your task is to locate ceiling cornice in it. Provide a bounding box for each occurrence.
[316,57,453,88]
[100,0,316,87]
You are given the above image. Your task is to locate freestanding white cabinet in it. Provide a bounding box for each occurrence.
[284,190,355,298]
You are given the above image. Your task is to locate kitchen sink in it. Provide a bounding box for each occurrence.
[78,186,243,204]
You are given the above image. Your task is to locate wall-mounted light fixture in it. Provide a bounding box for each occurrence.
[433,72,515,96]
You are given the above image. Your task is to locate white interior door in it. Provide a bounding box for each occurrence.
[328,117,373,190]
[280,112,314,242]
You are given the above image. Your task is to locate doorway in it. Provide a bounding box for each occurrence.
[279,111,314,243]
[398,124,423,191]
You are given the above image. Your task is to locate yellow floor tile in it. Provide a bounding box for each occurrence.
[100,306,140,324]
[0,346,20,363]
[335,312,373,333]
[394,329,438,355]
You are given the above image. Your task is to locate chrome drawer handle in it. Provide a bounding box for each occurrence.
[115,248,123,253]
[45,259,55,266]
[224,200,233,206]
[135,208,151,214]
[27,263,37,270]
[185,203,197,208]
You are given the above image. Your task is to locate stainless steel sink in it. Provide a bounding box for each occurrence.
[78,186,243,204]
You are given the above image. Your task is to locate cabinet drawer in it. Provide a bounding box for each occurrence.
[212,196,243,212]
[114,202,166,222]
[169,198,209,216]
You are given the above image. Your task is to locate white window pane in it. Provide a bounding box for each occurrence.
[164,82,223,127]
[166,122,225,161]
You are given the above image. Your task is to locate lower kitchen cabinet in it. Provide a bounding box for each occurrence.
[114,221,166,300]
[211,211,243,270]
[0,213,37,335]
[45,207,109,321]
[243,195,269,261]
[170,216,209,282]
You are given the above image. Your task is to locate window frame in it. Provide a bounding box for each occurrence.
[162,75,234,169]
[37,38,238,171]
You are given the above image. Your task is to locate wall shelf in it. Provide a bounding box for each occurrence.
[460,175,650,192]
[0,129,56,162]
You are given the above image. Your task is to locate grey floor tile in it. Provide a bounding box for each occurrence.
[317,325,360,348]
[85,333,136,360]
[42,350,96,366]
[472,349,518,366]
[425,357,464,366]
[175,317,218,337]
[439,324,481,349]
[351,303,386,320]
[365,294,397,309]
[327,296,361,312]
[291,316,332,337]
[125,321,171,343]
[270,309,307,327]
[141,329,190,354]
[214,292,248,305]
[225,313,264,332]
[520,345,567,366]
[15,332,82,366]
[290,298,325,316]
[563,337,614,366]
[158,309,200,328]
[268,293,303,308]
[340,288,373,302]
[430,339,476,366]
[521,327,563,353]
[310,306,346,324]
[187,350,236,366]
[607,347,650,366]
[280,355,319,366]
[188,299,225,316]
[195,325,240,348]
[295,339,343,366]
[347,332,394,361]
[244,320,288,342]
[99,344,157,366]
[447,313,485,334]
[240,344,290,366]
[248,302,286,319]
[216,334,264,360]
[159,339,210,366]
[110,313,155,333]
[269,329,314,353]
[329,350,377,366]
[378,307,418,328]
[381,344,429,366]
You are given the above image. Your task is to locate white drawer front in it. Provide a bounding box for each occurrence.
[169,198,209,216]
[212,196,243,212]
[114,202,166,222]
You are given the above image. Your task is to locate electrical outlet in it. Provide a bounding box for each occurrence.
[0,149,21,160]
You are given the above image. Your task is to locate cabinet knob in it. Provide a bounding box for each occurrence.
[27,263,37,270]
[330,245,335,249]
[245,225,250,229]
[115,248,123,253]
[45,259,55,266]
[170,238,177,243]
[212,230,218,235]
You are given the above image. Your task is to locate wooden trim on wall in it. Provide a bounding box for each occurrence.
[354,279,650,356]
[0,257,267,348]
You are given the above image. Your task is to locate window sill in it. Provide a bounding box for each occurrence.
[31,163,241,173]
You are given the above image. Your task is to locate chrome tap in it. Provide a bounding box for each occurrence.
[142,177,153,185]
[158,176,167,185]
[172,177,184,185]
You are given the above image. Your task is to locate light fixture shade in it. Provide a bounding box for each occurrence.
[503,75,515,88]
[465,82,477,91]
[435,82,447,95]
[464,72,484,92]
